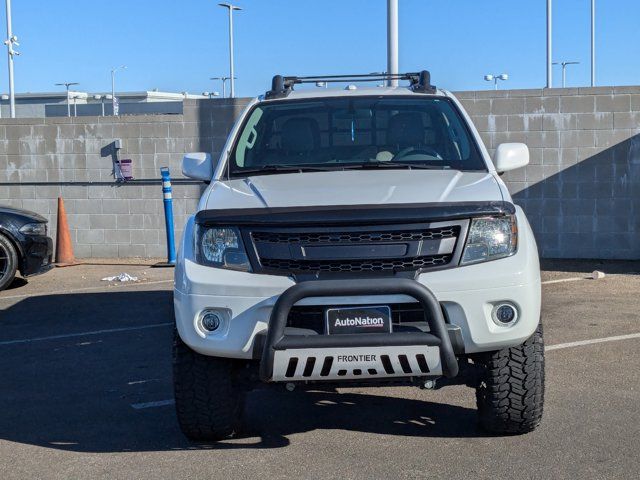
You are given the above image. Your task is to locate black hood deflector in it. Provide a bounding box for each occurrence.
[195,201,516,227]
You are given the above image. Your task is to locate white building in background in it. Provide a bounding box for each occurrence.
[0,90,209,118]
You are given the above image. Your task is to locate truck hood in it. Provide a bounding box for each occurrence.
[203,170,502,210]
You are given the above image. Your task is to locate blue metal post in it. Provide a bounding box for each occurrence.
[161,167,176,264]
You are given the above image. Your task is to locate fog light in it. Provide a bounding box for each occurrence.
[199,311,222,332]
[492,303,518,326]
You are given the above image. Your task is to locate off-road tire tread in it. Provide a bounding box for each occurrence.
[173,330,243,441]
[0,234,18,291]
[476,323,545,434]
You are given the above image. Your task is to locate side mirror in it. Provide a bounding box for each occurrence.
[494,143,529,173]
[182,152,216,181]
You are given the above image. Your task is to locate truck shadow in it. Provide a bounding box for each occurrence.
[231,388,481,449]
[0,290,484,454]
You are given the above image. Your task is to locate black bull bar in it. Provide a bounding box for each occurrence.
[259,278,459,381]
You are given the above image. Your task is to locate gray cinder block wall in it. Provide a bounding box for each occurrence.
[1,87,640,259]
[0,99,250,258]
[456,86,640,259]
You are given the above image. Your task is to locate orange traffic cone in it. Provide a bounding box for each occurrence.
[55,197,77,267]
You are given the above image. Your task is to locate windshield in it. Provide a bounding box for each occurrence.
[229,96,486,176]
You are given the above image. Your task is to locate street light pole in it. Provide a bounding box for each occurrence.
[56,82,80,117]
[94,95,105,116]
[111,65,126,115]
[218,3,242,98]
[552,61,580,88]
[111,70,115,113]
[387,0,399,86]
[546,0,553,88]
[210,76,235,98]
[55,82,79,117]
[0,94,8,118]
[65,86,71,117]
[591,0,596,86]
[4,0,19,118]
[484,74,509,90]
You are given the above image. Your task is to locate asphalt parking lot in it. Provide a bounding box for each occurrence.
[1,260,639,479]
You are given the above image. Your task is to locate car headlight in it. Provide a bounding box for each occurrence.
[195,226,251,271]
[19,222,47,236]
[461,215,517,265]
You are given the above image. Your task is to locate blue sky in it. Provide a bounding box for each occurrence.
[2,0,639,96]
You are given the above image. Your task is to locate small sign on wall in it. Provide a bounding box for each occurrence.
[116,159,134,180]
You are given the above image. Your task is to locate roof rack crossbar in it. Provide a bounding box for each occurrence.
[264,70,436,99]
[287,72,415,81]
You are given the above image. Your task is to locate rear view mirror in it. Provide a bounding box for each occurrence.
[182,152,216,182]
[494,143,529,173]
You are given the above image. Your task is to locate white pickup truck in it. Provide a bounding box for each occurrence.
[173,72,544,441]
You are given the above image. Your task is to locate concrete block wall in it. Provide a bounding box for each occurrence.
[455,86,640,259]
[0,99,250,258]
[2,88,640,259]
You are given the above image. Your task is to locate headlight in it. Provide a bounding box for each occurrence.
[19,222,47,236]
[461,215,517,265]
[195,226,251,271]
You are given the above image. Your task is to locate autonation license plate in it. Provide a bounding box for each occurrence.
[325,305,392,335]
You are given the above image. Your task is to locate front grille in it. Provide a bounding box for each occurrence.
[261,254,452,273]
[247,222,464,276]
[252,226,457,244]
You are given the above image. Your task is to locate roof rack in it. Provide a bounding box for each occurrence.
[264,70,436,99]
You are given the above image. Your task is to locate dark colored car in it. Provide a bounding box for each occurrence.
[0,206,53,291]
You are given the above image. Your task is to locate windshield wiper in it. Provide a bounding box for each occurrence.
[235,162,450,176]
[236,164,338,175]
[342,162,449,170]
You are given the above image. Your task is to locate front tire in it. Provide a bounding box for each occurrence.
[173,329,245,441]
[0,234,19,291]
[475,323,545,434]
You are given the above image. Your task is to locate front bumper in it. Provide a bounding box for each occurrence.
[174,206,541,362]
[20,235,54,276]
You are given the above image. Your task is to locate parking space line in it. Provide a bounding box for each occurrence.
[0,322,173,346]
[541,271,605,285]
[128,333,640,411]
[0,275,594,301]
[541,277,584,285]
[0,275,593,299]
[546,333,640,351]
[0,279,173,302]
